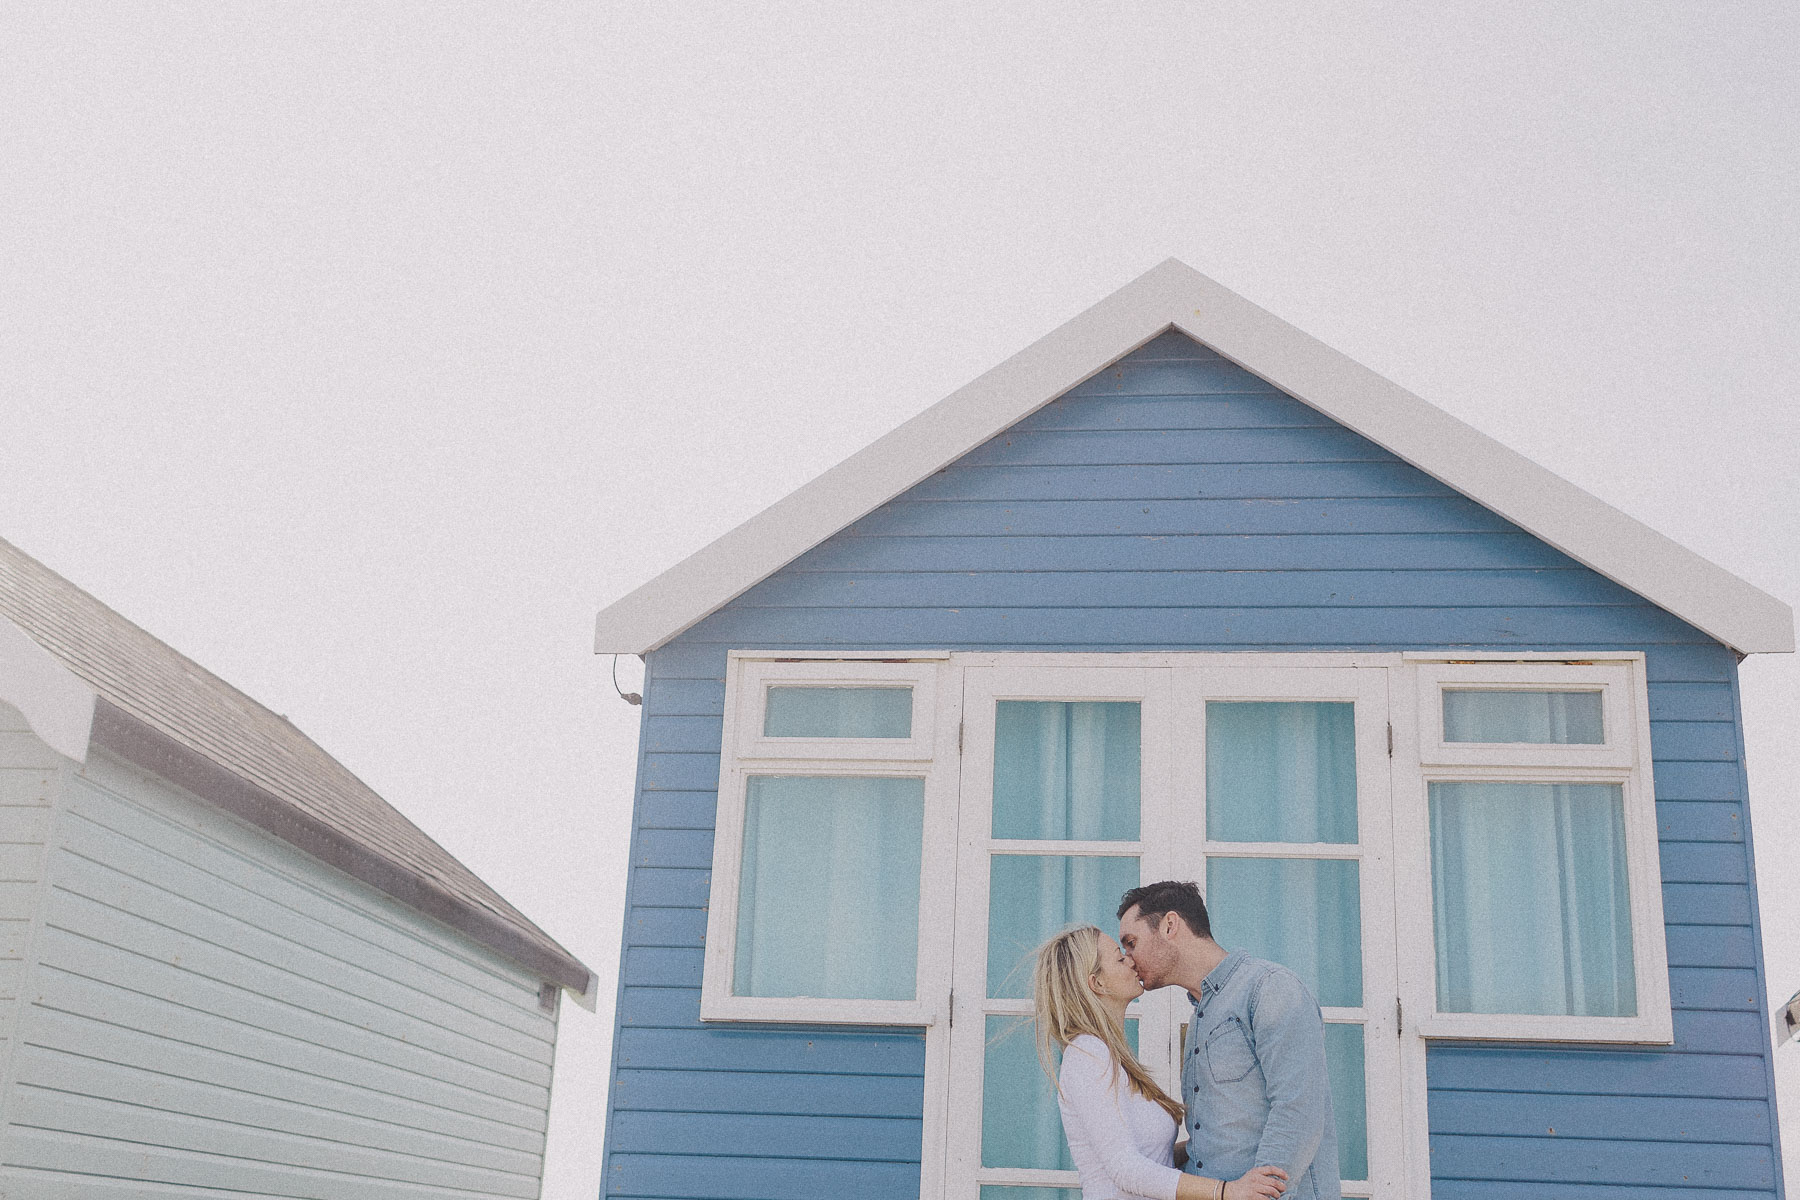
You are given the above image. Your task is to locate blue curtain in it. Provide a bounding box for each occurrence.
[734,775,924,1000]
[1429,782,1636,1016]
[992,701,1141,841]
[1206,702,1358,843]
[1441,689,1603,744]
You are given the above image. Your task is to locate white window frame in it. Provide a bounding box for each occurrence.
[734,657,941,762]
[700,651,960,1026]
[696,648,1677,1200]
[1392,652,1673,1046]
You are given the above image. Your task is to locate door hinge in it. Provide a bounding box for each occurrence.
[1396,997,1403,1036]
[1386,723,1394,757]
[958,721,964,752]
[948,990,955,1028]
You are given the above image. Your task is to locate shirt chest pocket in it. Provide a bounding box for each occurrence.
[1204,1015,1257,1084]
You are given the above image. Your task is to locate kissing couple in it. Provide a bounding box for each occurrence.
[1032,880,1341,1200]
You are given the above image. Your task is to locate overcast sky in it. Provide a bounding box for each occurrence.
[4,5,1796,1196]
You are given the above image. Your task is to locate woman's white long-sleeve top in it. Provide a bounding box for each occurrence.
[1056,1033,1184,1200]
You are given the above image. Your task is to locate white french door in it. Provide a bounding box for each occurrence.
[942,661,1403,1200]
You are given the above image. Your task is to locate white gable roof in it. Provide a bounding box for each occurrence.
[595,259,1793,657]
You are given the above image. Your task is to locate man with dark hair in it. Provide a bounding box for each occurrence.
[1118,881,1340,1200]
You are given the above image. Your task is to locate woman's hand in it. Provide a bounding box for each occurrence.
[1224,1165,1289,1200]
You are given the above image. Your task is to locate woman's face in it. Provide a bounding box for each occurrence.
[1091,934,1145,1002]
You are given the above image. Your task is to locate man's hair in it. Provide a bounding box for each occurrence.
[1117,880,1211,940]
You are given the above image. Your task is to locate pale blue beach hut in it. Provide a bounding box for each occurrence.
[0,537,593,1197]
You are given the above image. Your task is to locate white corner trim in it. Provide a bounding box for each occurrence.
[0,614,94,762]
[594,258,1794,658]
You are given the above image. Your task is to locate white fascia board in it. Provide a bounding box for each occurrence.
[595,259,1794,658]
[1160,264,1794,656]
[0,613,95,761]
[594,260,1196,654]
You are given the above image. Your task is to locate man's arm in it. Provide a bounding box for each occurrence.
[1248,969,1331,1180]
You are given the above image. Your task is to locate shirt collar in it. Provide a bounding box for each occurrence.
[1191,949,1243,1005]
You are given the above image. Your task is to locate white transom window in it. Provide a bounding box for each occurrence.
[700,651,1671,1200]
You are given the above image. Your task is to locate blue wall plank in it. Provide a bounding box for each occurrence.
[1428,1134,1774,1190]
[603,332,1781,1198]
[1428,1089,1771,1142]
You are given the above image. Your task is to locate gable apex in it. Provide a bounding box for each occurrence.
[595,259,1793,657]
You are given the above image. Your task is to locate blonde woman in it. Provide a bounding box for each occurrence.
[1034,925,1289,1200]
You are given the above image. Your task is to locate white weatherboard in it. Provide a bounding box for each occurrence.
[594,259,1793,658]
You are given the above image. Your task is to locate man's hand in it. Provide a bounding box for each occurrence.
[1225,1165,1288,1200]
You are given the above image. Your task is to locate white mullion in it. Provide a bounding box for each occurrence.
[987,837,1144,857]
[1200,841,1365,860]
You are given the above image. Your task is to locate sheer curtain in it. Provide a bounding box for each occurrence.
[1429,782,1636,1015]
[1441,689,1603,744]
[1206,701,1358,843]
[734,775,924,1000]
[993,701,1140,841]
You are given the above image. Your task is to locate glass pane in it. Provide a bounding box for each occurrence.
[1430,782,1636,1016]
[993,701,1141,840]
[982,1014,1136,1170]
[1206,702,1357,843]
[987,855,1141,998]
[1443,689,1603,744]
[1205,857,1362,1007]
[763,686,913,738]
[734,776,923,999]
[1325,1023,1368,1182]
[980,1190,1083,1200]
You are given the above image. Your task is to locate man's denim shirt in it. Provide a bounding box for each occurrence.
[1181,951,1341,1200]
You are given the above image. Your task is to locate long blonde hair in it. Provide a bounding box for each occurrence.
[1032,924,1184,1125]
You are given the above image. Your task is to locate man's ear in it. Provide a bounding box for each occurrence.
[1161,911,1180,940]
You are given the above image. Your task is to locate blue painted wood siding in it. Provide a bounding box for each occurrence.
[603,330,1783,1199]
[2,750,561,1198]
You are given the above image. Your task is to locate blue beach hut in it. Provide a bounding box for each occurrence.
[593,260,1792,1199]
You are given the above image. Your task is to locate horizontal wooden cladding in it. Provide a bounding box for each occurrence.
[615,1027,925,1078]
[625,905,708,947]
[618,986,702,1028]
[606,1151,921,1200]
[67,766,551,1027]
[30,965,549,1125]
[1657,840,1748,884]
[10,770,555,1197]
[1065,356,1280,397]
[3,1125,539,1200]
[738,568,1639,610]
[21,1008,544,1152]
[59,1053,525,1180]
[1427,1132,1775,1191]
[46,845,555,1067]
[1429,1088,1771,1143]
[1011,393,1342,432]
[1661,882,1755,928]
[627,866,710,910]
[957,426,1401,468]
[795,531,1585,573]
[1431,1183,1777,1200]
[6,1089,540,1196]
[612,1110,922,1162]
[909,462,1457,502]
[1426,1045,1770,1099]
[637,791,718,829]
[848,496,1516,538]
[686,605,1707,648]
[1657,802,1743,843]
[1665,925,1756,969]
[610,1068,924,1119]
